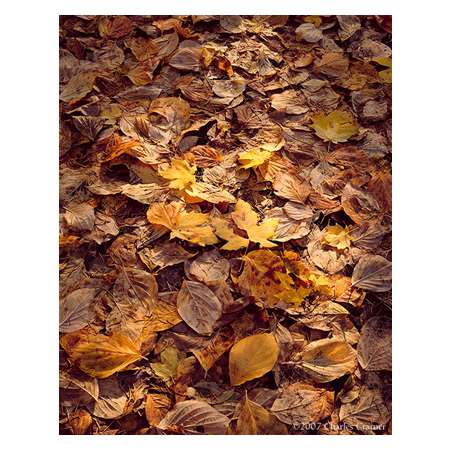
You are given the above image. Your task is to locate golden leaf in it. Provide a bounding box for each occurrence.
[238,149,274,169]
[60,331,143,379]
[229,333,279,386]
[231,200,278,248]
[323,224,353,249]
[236,394,287,435]
[211,216,249,251]
[310,110,358,143]
[158,159,196,190]
[147,202,218,246]
[171,210,218,246]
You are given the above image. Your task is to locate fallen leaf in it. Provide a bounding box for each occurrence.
[139,241,196,270]
[144,299,182,334]
[323,224,353,249]
[146,393,172,426]
[176,280,222,335]
[229,333,279,386]
[150,346,180,383]
[90,377,127,419]
[147,202,218,246]
[158,400,230,434]
[158,159,197,191]
[300,338,358,382]
[357,316,392,371]
[60,331,143,379]
[231,199,278,248]
[310,110,359,143]
[59,288,97,333]
[236,394,287,434]
[271,383,334,425]
[351,255,392,292]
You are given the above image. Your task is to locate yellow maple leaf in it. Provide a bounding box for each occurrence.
[158,159,196,190]
[211,216,249,250]
[308,273,333,295]
[238,149,274,169]
[275,285,312,306]
[323,224,352,249]
[147,202,218,246]
[231,200,278,248]
[310,110,358,143]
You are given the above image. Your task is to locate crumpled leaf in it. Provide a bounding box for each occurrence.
[310,110,359,143]
[229,333,279,386]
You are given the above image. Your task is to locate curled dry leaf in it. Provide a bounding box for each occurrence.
[229,333,279,386]
[158,400,230,434]
[357,316,392,371]
[59,288,97,333]
[271,383,334,426]
[72,116,106,141]
[351,255,392,292]
[176,280,223,335]
[60,331,143,379]
[300,338,358,382]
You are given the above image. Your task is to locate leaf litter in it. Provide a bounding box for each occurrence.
[59,14,392,435]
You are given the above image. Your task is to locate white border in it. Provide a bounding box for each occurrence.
[2,1,450,449]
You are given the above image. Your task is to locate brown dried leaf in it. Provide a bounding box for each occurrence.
[176,280,222,335]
